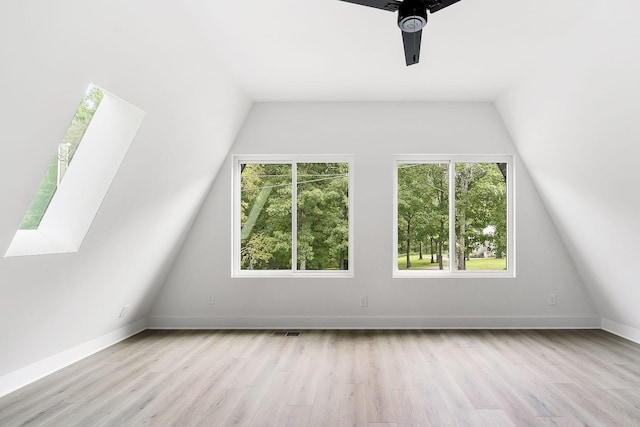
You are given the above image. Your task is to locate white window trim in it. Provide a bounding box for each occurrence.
[232,154,354,278]
[5,85,145,257]
[393,154,516,279]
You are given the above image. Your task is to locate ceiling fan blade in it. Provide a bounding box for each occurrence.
[338,0,402,12]
[428,0,461,13]
[402,29,422,66]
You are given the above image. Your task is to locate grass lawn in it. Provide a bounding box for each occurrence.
[398,254,506,271]
[465,257,506,270]
[397,255,443,270]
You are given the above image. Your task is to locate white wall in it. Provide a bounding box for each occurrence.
[497,0,640,339]
[0,0,250,384]
[149,102,598,328]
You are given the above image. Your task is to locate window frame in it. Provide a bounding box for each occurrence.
[5,83,146,257]
[393,154,515,279]
[232,154,354,278]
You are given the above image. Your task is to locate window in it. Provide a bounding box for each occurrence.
[19,85,104,230]
[394,155,514,278]
[233,156,353,277]
[5,83,145,257]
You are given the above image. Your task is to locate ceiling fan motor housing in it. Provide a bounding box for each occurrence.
[398,1,428,33]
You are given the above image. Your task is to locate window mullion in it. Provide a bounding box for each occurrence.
[291,161,297,272]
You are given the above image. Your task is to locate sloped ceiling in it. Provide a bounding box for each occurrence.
[497,0,640,332]
[0,0,250,380]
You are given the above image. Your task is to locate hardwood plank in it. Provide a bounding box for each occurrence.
[310,378,342,427]
[476,409,517,427]
[281,405,313,427]
[248,371,295,427]
[391,388,456,426]
[611,387,640,409]
[0,330,639,426]
[184,387,245,427]
[337,382,368,427]
[553,382,640,426]
[287,331,329,406]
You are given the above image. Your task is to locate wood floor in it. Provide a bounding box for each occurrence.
[1,329,639,426]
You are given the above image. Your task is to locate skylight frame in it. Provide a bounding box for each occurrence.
[5,83,146,257]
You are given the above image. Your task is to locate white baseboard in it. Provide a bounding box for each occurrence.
[146,315,600,330]
[601,318,640,344]
[0,318,146,399]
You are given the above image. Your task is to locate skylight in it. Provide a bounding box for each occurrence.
[19,85,104,230]
[5,83,145,257]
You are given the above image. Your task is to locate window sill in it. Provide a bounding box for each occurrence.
[393,270,515,279]
[4,229,76,257]
[232,270,354,279]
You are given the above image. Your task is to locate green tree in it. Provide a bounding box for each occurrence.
[240,162,349,271]
[397,164,425,269]
[422,164,449,270]
[397,163,448,270]
[240,163,292,269]
[297,163,349,270]
[454,163,506,270]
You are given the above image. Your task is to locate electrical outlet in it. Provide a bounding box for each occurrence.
[360,296,368,307]
[119,305,130,318]
[548,293,557,306]
[208,295,215,305]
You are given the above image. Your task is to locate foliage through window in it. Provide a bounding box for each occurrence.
[234,157,352,276]
[19,85,104,230]
[395,156,514,276]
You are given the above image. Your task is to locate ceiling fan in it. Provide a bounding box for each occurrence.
[338,0,461,66]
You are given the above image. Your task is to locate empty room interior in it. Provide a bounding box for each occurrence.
[1,0,640,425]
